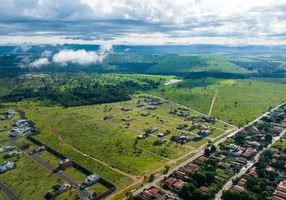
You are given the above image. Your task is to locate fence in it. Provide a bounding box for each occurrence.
[27,136,117,200]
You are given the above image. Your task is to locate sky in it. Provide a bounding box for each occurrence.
[1,0,286,45]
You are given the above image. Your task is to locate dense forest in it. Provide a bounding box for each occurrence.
[1,77,160,107]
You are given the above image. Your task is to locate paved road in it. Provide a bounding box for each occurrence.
[0,181,19,200]
[133,101,286,197]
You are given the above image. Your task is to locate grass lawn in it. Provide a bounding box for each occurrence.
[0,154,66,200]
[273,139,286,151]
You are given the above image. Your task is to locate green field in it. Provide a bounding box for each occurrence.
[148,54,252,74]
[151,78,286,126]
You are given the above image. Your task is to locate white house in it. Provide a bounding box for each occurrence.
[0,161,15,173]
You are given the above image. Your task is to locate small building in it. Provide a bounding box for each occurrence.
[45,184,70,199]
[30,146,46,154]
[14,119,29,127]
[81,174,100,189]
[0,146,16,153]
[183,164,199,173]
[121,107,132,111]
[146,128,158,134]
[172,180,186,191]
[217,162,230,169]
[122,117,133,122]
[5,151,20,159]
[103,115,114,120]
[177,112,189,117]
[10,128,22,137]
[197,156,208,163]
[232,185,245,192]
[199,130,212,137]
[237,178,247,187]
[59,159,72,170]
[199,186,210,193]
[0,161,15,173]
[146,106,157,110]
[173,170,187,180]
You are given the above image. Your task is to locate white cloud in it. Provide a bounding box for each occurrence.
[41,50,52,57]
[1,0,286,45]
[52,44,113,66]
[30,58,50,68]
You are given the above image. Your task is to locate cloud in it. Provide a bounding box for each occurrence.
[1,0,286,45]
[53,44,113,66]
[30,58,50,68]
[41,50,52,57]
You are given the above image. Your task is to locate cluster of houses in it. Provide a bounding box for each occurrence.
[273,179,286,200]
[1,110,15,120]
[135,186,179,200]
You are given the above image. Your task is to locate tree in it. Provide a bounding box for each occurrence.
[210,145,216,153]
[204,148,211,156]
[265,134,273,143]
[251,185,261,194]
[149,174,155,182]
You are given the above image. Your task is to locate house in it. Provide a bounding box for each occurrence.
[177,111,189,117]
[163,177,177,189]
[232,185,245,192]
[247,141,261,149]
[137,134,149,140]
[59,159,72,170]
[10,128,22,137]
[136,192,153,200]
[199,186,210,193]
[81,174,100,189]
[235,157,248,164]
[45,184,70,199]
[121,107,132,111]
[172,180,186,190]
[230,161,243,169]
[19,73,32,79]
[217,162,230,169]
[14,119,29,127]
[30,146,46,154]
[199,130,212,137]
[176,124,188,130]
[146,106,157,110]
[146,128,158,134]
[157,130,170,138]
[0,146,16,153]
[266,167,276,173]
[273,191,286,200]
[4,151,20,158]
[197,156,208,163]
[173,170,187,180]
[210,154,225,162]
[225,169,234,175]
[140,112,150,117]
[237,178,247,187]
[103,115,114,120]
[247,168,259,178]
[122,117,133,122]
[148,187,161,197]
[183,164,199,173]
[0,161,15,173]
[242,147,256,158]
[8,110,15,115]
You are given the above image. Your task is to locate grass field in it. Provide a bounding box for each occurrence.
[1,154,77,200]
[151,78,286,126]
[148,54,252,74]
